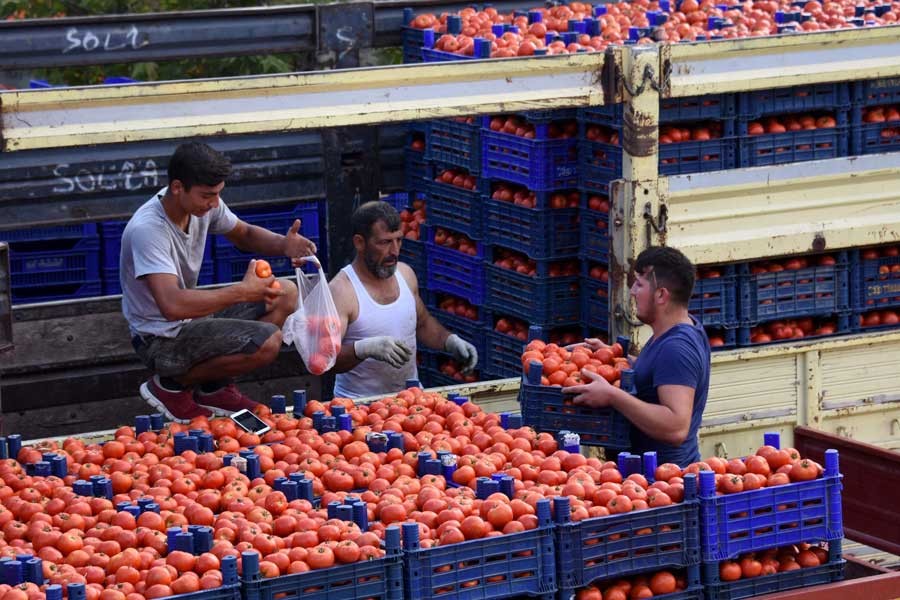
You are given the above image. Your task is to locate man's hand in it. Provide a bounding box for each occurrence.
[284,219,317,266]
[565,369,617,408]
[354,336,413,368]
[240,259,283,303]
[445,334,478,373]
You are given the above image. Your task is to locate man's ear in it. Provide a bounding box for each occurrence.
[352,233,365,252]
[169,179,184,195]
[656,286,670,305]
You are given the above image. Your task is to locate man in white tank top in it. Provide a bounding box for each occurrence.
[330,201,478,398]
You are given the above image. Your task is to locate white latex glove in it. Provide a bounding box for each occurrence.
[445,334,478,374]
[354,336,413,369]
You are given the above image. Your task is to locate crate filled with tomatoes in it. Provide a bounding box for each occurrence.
[406,124,429,194]
[690,265,738,329]
[737,111,848,167]
[737,83,851,121]
[849,243,900,312]
[483,314,584,379]
[240,543,403,600]
[553,454,700,593]
[568,566,704,600]
[517,335,632,448]
[737,251,850,328]
[483,183,581,260]
[485,249,581,326]
[703,541,843,600]
[580,193,610,264]
[425,117,482,174]
[696,432,843,563]
[482,114,579,191]
[581,262,609,333]
[400,500,557,600]
[850,103,900,155]
[384,193,427,284]
[424,166,487,240]
[581,93,735,127]
[425,225,485,306]
[418,349,483,388]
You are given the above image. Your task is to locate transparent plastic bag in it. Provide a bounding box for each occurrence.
[281,256,342,375]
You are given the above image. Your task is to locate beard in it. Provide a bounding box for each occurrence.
[364,252,397,279]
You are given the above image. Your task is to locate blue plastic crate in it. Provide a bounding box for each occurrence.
[706,326,738,351]
[402,26,428,63]
[485,262,580,326]
[241,548,402,600]
[852,76,900,107]
[1,223,97,243]
[419,348,484,388]
[426,229,485,306]
[849,117,900,155]
[406,152,429,195]
[698,437,843,561]
[737,121,848,167]
[9,237,101,287]
[402,238,427,285]
[581,276,609,333]
[553,477,700,588]
[100,221,128,269]
[482,120,579,191]
[426,119,482,174]
[690,265,738,328]
[702,543,843,600]
[849,248,900,311]
[428,292,487,329]
[215,202,322,250]
[484,327,526,379]
[580,94,735,125]
[738,83,851,119]
[483,199,579,260]
[737,314,851,347]
[737,256,850,325]
[11,280,102,304]
[850,310,900,334]
[421,47,477,62]
[400,508,556,600]
[214,247,319,284]
[660,135,736,175]
[580,208,610,264]
[578,139,620,183]
[518,369,631,448]
[424,176,486,240]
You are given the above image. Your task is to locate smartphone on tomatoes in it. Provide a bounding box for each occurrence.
[230,409,270,435]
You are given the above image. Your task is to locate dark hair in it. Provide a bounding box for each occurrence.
[167,142,232,190]
[634,246,696,306]
[351,201,401,240]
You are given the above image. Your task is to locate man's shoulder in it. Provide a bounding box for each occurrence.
[124,193,166,234]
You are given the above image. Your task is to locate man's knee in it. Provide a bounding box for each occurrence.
[253,329,282,365]
[275,278,298,312]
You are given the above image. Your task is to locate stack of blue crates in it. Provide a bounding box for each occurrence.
[699,433,844,600]
[5,224,102,304]
[481,111,584,379]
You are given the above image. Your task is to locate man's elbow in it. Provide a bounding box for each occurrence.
[157,302,184,322]
[659,426,690,446]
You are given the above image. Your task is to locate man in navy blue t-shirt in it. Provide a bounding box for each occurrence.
[566,246,711,466]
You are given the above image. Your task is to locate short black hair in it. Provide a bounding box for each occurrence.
[167,142,232,190]
[351,201,401,240]
[634,246,696,306]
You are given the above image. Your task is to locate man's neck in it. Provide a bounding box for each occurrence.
[352,258,388,287]
[650,307,692,338]
[160,190,189,231]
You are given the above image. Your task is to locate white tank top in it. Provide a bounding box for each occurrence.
[333,264,418,398]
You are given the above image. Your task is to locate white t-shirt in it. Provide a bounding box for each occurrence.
[120,187,237,338]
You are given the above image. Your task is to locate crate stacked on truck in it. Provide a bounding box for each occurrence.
[480,111,590,379]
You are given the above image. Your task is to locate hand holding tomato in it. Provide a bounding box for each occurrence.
[566,369,617,408]
[243,259,282,302]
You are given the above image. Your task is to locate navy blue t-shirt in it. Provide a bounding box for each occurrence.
[630,316,711,467]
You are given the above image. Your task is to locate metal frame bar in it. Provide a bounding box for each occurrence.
[0,54,605,151]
